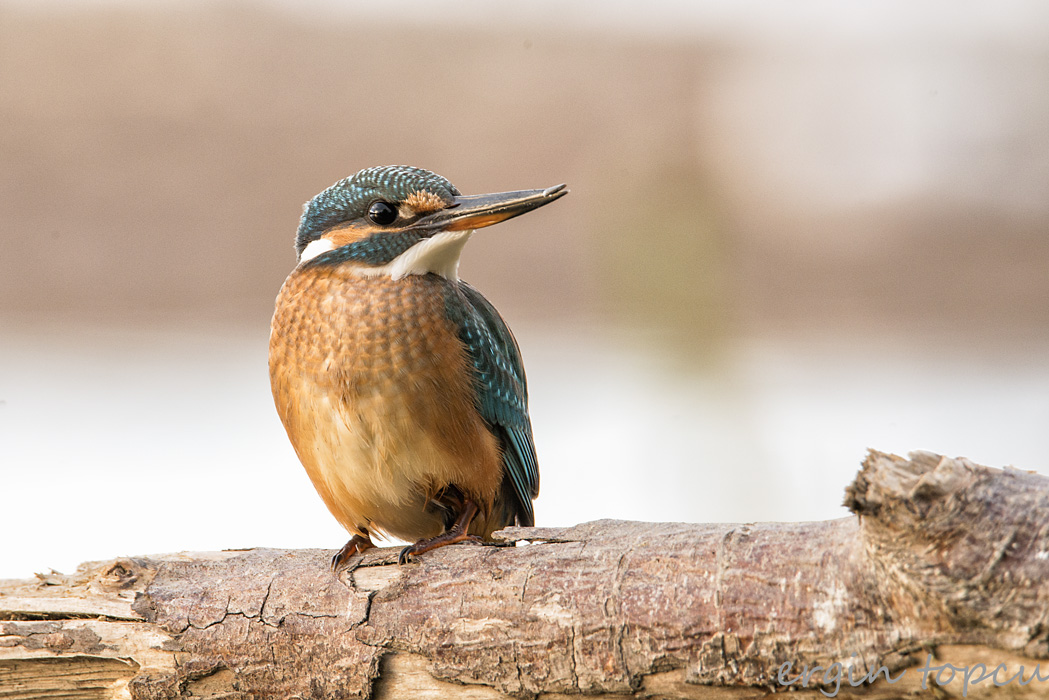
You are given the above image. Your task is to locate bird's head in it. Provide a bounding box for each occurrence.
[294,165,567,280]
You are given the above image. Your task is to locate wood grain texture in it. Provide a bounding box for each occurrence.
[1,450,1047,699]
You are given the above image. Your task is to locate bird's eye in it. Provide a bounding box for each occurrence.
[367,201,398,226]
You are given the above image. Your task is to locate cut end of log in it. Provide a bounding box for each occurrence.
[842,449,1033,516]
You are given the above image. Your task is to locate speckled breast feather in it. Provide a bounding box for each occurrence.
[269,264,503,542]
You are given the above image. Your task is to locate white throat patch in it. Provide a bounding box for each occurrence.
[367,230,473,281]
[298,229,473,281]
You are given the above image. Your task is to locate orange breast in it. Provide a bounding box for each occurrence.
[268,263,502,542]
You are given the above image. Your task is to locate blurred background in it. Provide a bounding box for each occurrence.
[2,0,1048,579]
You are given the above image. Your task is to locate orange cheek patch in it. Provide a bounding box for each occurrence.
[323,223,376,248]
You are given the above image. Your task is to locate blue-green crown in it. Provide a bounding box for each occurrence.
[295,165,460,258]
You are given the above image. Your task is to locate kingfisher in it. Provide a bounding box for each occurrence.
[269,165,567,568]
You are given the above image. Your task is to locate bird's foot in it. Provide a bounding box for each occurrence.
[398,532,483,565]
[398,498,482,564]
[331,534,374,572]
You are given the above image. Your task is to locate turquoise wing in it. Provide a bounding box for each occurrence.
[454,281,539,526]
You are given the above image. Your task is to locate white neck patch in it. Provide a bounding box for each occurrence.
[298,230,473,281]
[299,237,336,263]
[360,229,474,281]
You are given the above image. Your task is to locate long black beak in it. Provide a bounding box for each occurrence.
[421,183,568,232]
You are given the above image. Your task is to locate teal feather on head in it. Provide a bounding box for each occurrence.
[295,165,460,258]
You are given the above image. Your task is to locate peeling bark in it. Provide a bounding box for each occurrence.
[1,450,1047,699]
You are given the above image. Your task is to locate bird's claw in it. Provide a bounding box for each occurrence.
[331,534,374,573]
[397,546,414,566]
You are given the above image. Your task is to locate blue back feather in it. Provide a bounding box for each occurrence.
[449,282,539,526]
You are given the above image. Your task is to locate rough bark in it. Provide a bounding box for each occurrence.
[1,450,1047,699]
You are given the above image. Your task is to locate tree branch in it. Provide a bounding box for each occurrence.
[2,450,1047,698]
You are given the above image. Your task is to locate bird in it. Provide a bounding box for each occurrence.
[269,165,567,569]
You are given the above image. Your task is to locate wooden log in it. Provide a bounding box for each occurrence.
[1,450,1047,699]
